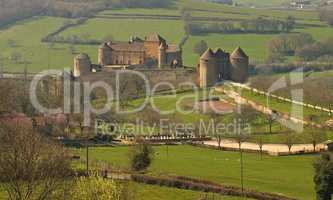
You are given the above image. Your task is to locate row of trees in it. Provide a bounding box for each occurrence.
[0,0,46,27]
[266,33,333,63]
[296,37,333,61]
[185,16,296,35]
[0,0,175,27]
[319,8,333,27]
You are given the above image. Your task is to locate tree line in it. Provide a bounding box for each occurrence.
[267,33,333,63]
[0,0,175,27]
[319,8,333,27]
[184,16,296,35]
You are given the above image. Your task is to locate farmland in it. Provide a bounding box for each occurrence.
[75,145,318,200]
[0,0,332,72]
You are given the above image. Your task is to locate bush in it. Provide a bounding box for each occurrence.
[313,153,333,200]
[129,139,154,172]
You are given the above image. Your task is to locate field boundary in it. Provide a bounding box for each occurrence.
[131,174,298,200]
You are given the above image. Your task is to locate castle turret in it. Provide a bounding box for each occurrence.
[73,53,91,78]
[98,43,112,66]
[158,43,166,68]
[230,47,249,83]
[214,48,230,81]
[199,48,218,88]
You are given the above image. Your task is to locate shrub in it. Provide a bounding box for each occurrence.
[129,139,154,172]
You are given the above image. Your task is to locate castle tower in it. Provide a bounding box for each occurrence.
[158,43,166,68]
[230,47,249,83]
[199,48,218,88]
[73,53,91,78]
[214,48,230,81]
[98,43,112,66]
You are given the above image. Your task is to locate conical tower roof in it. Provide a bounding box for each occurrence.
[200,48,214,60]
[99,43,111,49]
[75,53,90,60]
[214,48,227,57]
[231,47,248,59]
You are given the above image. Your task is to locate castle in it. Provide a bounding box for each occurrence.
[198,47,249,87]
[72,34,249,88]
[98,34,182,68]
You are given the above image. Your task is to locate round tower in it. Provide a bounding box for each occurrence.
[73,53,91,78]
[98,43,112,66]
[230,47,249,83]
[199,48,217,88]
[158,43,166,68]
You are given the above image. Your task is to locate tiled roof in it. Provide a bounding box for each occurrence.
[200,48,214,60]
[109,42,145,52]
[231,47,248,59]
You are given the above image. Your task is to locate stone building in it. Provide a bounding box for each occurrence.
[98,34,182,68]
[73,53,91,78]
[198,47,249,88]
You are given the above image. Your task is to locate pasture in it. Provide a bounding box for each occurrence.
[0,0,332,71]
[76,145,318,200]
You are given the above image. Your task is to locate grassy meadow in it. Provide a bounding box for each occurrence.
[0,0,332,71]
[75,145,318,200]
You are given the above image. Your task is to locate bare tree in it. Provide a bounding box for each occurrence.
[307,115,327,152]
[284,132,296,154]
[0,123,72,200]
[255,135,264,160]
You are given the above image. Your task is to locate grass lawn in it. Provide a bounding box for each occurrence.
[76,145,318,200]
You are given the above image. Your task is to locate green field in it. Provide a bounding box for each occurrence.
[58,18,185,44]
[0,16,97,72]
[76,145,318,200]
[135,183,252,200]
[0,0,332,72]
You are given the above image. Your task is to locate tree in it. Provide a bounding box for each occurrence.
[193,40,208,56]
[313,153,333,200]
[209,112,226,149]
[129,138,154,172]
[255,135,264,160]
[267,110,278,134]
[284,132,296,154]
[286,16,296,32]
[319,8,333,27]
[307,115,327,152]
[67,175,133,200]
[0,123,72,200]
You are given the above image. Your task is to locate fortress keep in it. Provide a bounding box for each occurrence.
[98,34,182,68]
[198,47,249,87]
